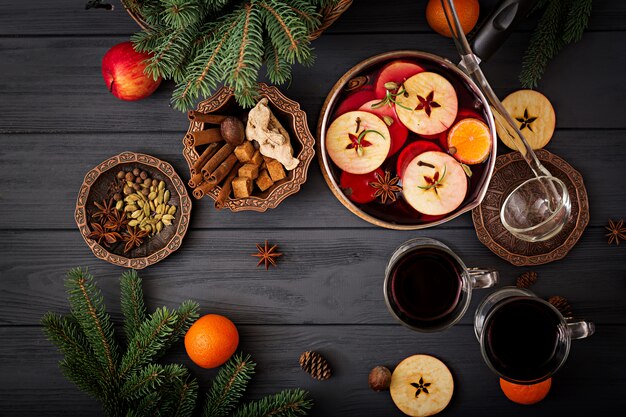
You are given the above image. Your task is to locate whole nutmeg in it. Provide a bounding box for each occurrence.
[368,366,391,392]
[220,116,245,146]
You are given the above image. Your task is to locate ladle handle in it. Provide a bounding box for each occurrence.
[469,0,538,63]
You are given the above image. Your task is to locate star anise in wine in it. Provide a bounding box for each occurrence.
[516,108,538,132]
[605,219,626,245]
[87,222,121,246]
[415,91,440,117]
[122,226,149,253]
[252,240,282,270]
[410,377,431,398]
[92,198,116,222]
[104,209,129,232]
[370,170,402,204]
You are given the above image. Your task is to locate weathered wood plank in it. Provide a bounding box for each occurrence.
[0,32,624,132]
[1,228,623,326]
[0,325,623,416]
[1,129,621,230]
[1,0,624,36]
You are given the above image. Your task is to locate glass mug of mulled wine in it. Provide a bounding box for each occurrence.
[384,238,499,332]
[474,287,595,384]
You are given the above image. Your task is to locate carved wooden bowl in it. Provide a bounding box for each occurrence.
[472,149,589,266]
[182,83,315,212]
[75,152,192,269]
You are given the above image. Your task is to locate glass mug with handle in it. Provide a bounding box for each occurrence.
[384,238,498,332]
[474,287,595,384]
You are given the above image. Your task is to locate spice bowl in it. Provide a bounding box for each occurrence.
[75,152,192,269]
[182,83,315,212]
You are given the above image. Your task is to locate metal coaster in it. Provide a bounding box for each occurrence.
[472,149,589,266]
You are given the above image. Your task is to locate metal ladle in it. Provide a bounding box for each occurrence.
[441,0,571,241]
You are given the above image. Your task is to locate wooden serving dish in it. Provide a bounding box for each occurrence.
[182,83,315,212]
[75,152,192,269]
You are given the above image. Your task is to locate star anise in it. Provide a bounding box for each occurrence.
[410,377,431,398]
[346,129,385,157]
[370,170,402,204]
[252,240,282,270]
[92,198,116,222]
[605,219,626,245]
[87,222,121,246]
[122,226,149,253]
[516,108,538,132]
[415,91,441,117]
[104,209,129,232]
[417,163,447,195]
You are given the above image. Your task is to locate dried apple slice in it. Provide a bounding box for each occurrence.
[497,89,556,150]
[390,354,454,417]
[402,151,467,216]
[395,72,458,136]
[359,100,408,156]
[326,111,391,174]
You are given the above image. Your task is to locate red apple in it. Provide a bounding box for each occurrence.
[375,60,424,98]
[395,72,458,136]
[359,100,408,156]
[334,88,376,117]
[396,140,442,178]
[102,41,162,101]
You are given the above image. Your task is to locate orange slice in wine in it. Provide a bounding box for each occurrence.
[447,118,491,165]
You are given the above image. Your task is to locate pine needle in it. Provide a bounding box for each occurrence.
[120,270,147,342]
[232,389,312,417]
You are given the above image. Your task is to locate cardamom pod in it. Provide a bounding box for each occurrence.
[158,180,165,191]
[144,224,152,233]
[128,219,140,227]
[156,221,163,233]
[143,205,150,217]
[115,200,124,211]
[168,206,177,215]
[163,190,170,204]
[124,205,137,212]
[149,200,156,211]
[131,210,142,219]
[148,191,157,200]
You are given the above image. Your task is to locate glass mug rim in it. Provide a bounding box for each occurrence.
[500,175,569,235]
[384,237,497,333]
[475,287,593,384]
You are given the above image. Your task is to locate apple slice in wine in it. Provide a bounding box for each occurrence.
[334,88,377,117]
[359,100,408,156]
[396,140,442,178]
[374,60,424,98]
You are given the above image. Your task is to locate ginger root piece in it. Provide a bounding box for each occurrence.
[245,98,299,170]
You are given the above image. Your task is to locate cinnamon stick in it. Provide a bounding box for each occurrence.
[188,172,204,188]
[192,181,218,200]
[186,128,223,147]
[191,142,220,175]
[209,154,238,185]
[202,143,234,180]
[215,163,241,210]
[188,111,227,124]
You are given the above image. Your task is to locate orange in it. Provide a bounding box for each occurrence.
[500,378,552,405]
[426,0,480,38]
[184,314,239,369]
[447,118,491,164]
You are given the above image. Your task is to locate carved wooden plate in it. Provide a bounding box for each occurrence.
[182,83,315,212]
[75,152,192,269]
[472,149,589,266]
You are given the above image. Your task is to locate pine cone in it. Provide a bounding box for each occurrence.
[516,271,538,289]
[299,351,332,380]
[548,296,573,317]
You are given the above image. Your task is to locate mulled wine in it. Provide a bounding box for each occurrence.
[483,297,561,382]
[387,247,463,331]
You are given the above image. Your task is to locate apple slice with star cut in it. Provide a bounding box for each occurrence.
[359,100,408,156]
[326,111,391,174]
[402,151,467,216]
[374,60,425,98]
[395,72,458,136]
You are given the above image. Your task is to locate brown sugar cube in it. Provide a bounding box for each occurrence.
[234,141,255,163]
[250,150,264,166]
[238,163,259,179]
[266,159,286,182]
[255,169,274,191]
[263,155,274,164]
[232,177,253,198]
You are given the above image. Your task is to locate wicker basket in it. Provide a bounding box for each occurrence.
[122,0,352,40]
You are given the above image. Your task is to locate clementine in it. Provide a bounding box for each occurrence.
[184,314,239,369]
[447,117,491,164]
[500,378,552,405]
[426,0,480,38]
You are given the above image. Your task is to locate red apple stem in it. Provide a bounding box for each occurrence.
[109,79,114,93]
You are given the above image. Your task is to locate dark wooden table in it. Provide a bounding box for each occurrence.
[1,1,625,416]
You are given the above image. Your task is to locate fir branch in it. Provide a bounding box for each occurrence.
[121,363,187,400]
[157,299,200,358]
[264,40,292,85]
[203,354,256,417]
[42,313,105,398]
[259,0,312,64]
[161,0,205,29]
[120,270,147,342]
[232,389,312,417]
[167,374,199,417]
[118,307,178,378]
[562,0,593,43]
[65,268,120,378]
[519,0,565,88]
